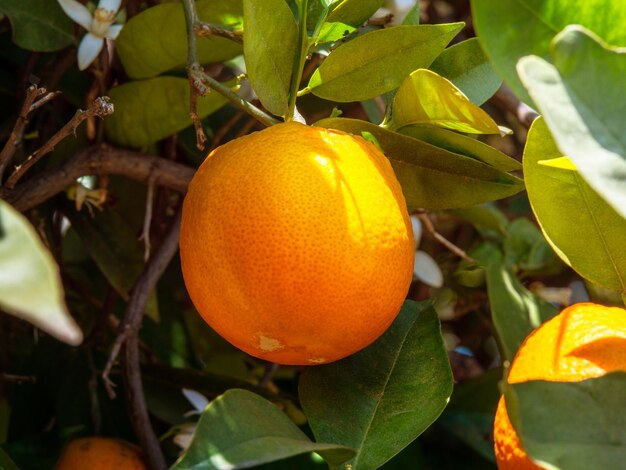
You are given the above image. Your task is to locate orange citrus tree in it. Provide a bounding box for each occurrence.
[0,1,624,469]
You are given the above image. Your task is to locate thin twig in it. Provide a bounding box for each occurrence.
[0,84,47,179]
[0,372,37,384]
[210,110,245,149]
[30,91,62,113]
[141,172,156,261]
[195,21,243,43]
[106,210,181,470]
[181,0,278,151]
[490,84,539,129]
[1,145,194,212]
[415,210,477,263]
[5,96,114,189]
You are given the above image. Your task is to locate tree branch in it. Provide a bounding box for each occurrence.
[1,145,194,212]
[195,21,243,43]
[5,96,114,189]
[490,85,539,129]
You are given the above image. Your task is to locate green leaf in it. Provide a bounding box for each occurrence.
[299,301,453,470]
[316,118,523,210]
[392,69,501,134]
[486,250,558,362]
[171,389,355,470]
[503,218,560,273]
[105,77,229,148]
[398,125,521,172]
[401,3,421,26]
[506,372,626,470]
[0,447,19,470]
[0,200,82,345]
[471,0,626,103]
[518,26,626,220]
[116,0,243,79]
[430,38,502,105]
[326,0,384,26]
[522,116,626,293]
[448,205,509,240]
[243,0,297,116]
[0,0,73,52]
[307,23,463,102]
[65,207,159,321]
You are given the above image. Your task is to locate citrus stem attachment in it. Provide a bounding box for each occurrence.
[285,0,309,122]
[181,0,279,149]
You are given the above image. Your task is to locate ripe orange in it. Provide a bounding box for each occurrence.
[180,122,414,365]
[55,437,145,470]
[494,302,626,469]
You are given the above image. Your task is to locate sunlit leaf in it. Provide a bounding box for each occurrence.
[316,118,523,210]
[105,77,230,148]
[171,389,355,469]
[522,117,626,293]
[0,0,73,51]
[518,26,626,220]
[116,0,243,79]
[307,23,463,102]
[243,0,297,116]
[471,0,626,102]
[506,372,626,469]
[300,301,452,470]
[392,69,501,134]
[0,200,82,346]
[430,38,502,105]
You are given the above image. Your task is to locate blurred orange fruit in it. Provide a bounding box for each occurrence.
[494,302,626,469]
[55,437,145,470]
[180,122,414,365]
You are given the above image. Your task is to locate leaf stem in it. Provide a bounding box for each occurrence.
[285,0,309,122]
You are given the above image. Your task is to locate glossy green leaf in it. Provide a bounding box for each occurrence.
[171,389,355,470]
[116,0,243,79]
[65,207,159,320]
[0,200,82,345]
[105,77,229,148]
[398,125,521,172]
[503,218,560,273]
[0,0,73,52]
[243,0,297,116]
[518,26,626,220]
[430,38,501,105]
[0,448,19,470]
[486,250,558,362]
[506,372,626,469]
[523,117,626,293]
[448,205,508,239]
[326,0,384,26]
[471,0,626,102]
[392,69,500,134]
[299,301,453,470]
[401,3,421,26]
[316,118,523,210]
[307,23,463,102]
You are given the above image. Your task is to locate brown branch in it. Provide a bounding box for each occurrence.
[0,84,48,179]
[30,91,62,113]
[1,145,194,212]
[114,209,181,470]
[195,21,243,43]
[0,372,37,384]
[5,96,114,189]
[415,210,477,264]
[490,84,540,129]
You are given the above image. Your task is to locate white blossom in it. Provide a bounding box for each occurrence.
[58,0,123,70]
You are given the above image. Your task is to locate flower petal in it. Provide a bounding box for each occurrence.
[413,250,444,288]
[57,0,92,30]
[98,0,121,13]
[77,33,104,70]
[105,24,123,39]
[410,215,423,248]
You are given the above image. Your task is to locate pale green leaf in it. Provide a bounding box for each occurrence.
[116,0,243,79]
[171,389,355,469]
[523,116,626,293]
[308,23,463,102]
[392,69,501,134]
[430,38,502,105]
[105,77,230,148]
[471,0,626,102]
[243,0,297,116]
[517,26,626,220]
[0,200,82,345]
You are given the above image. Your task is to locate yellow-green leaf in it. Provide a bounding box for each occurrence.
[523,117,626,293]
[392,69,501,134]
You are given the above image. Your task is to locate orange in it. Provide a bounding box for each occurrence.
[494,302,626,469]
[180,122,414,365]
[55,437,146,470]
